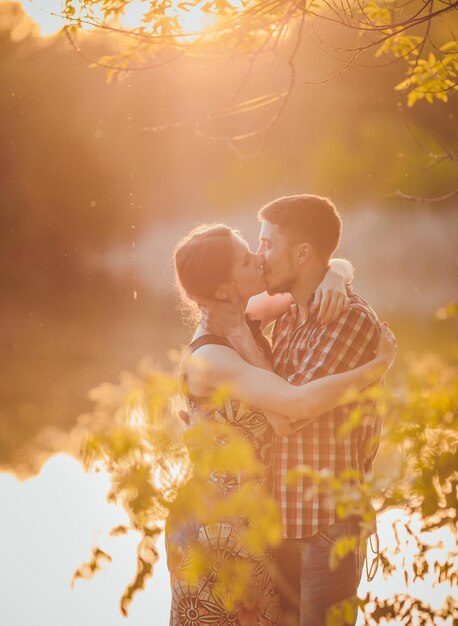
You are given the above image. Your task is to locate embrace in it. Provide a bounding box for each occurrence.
[165,194,397,626]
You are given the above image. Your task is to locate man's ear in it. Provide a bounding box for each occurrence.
[214,283,229,301]
[295,242,312,265]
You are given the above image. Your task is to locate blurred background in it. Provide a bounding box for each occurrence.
[1,0,456,473]
[0,2,456,625]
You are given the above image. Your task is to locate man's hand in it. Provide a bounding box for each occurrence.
[312,269,350,325]
[198,283,272,369]
[198,282,245,337]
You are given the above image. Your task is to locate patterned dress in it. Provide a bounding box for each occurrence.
[165,329,281,626]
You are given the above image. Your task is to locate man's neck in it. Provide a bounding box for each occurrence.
[290,264,327,310]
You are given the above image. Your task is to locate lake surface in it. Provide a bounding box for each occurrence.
[1,454,455,626]
[1,206,456,471]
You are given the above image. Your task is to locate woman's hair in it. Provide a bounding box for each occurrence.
[173,223,237,324]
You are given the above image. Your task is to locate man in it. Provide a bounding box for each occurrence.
[197,194,386,626]
[255,194,383,626]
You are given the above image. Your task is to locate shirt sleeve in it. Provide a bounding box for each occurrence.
[287,307,381,435]
[287,307,380,387]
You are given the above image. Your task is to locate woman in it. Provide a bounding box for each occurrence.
[166,224,396,626]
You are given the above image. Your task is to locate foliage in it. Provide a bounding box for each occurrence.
[78,359,192,613]
[76,344,458,623]
[58,0,458,108]
[78,356,282,613]
[0,2,455,300]
[289,349,458,625]
[49,1,458,198]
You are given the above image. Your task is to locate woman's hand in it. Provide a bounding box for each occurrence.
[375,323,397,371]
[312,268,350,325]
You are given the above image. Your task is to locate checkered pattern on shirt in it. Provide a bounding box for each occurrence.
[271,288,382,539]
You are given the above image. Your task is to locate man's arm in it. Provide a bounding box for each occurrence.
[246,292,293,330]
[291,308,379,383]
[286,307,381,429]
[247,258,354,330]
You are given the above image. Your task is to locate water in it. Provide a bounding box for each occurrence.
[96,206,458,316]
[1,454,455,626]
[2,206,455,470]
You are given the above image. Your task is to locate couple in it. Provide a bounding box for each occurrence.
[165,194,396,626]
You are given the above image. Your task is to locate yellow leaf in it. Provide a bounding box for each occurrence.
[440,41,458,53]
[407,90,420,107]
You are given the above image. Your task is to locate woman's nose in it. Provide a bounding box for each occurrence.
[254,252,264,267]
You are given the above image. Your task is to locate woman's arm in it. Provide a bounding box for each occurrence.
[246,258,355,329]
[187,326,396,422]
[225,322,295,436]
[246,292,292,330]
[329,257,354,284]
[311,258,354,324]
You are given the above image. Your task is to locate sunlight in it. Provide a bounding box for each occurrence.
[15,0,65,36]
[15,0,105,37]
[14,0,221,39]
[174,4,218,37]
[122,1,219,36]
[127,402,147,428]
[151,456,191,494]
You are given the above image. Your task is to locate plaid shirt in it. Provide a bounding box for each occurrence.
[271,287,382,539]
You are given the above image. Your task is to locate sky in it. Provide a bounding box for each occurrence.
[10,0,65,36]
[9,0,218,37]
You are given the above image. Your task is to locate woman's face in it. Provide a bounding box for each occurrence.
[230,233,266,300]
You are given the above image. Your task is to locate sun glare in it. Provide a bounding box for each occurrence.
[17,0,65,36]
[127,403,147,428]
[15,0,220,38]
[175,5,218,36]
[122,1,219,36]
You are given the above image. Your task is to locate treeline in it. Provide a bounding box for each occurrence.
[0,2,456,293]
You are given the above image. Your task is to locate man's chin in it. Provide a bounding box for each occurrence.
[266,278,292,296]
[266,284,287,296]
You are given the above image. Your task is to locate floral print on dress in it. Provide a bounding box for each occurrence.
[166,362,281,626]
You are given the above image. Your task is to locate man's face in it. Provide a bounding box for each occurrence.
[257,220,298,295]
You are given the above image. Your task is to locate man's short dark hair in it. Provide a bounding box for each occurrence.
[258,194,342,262]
